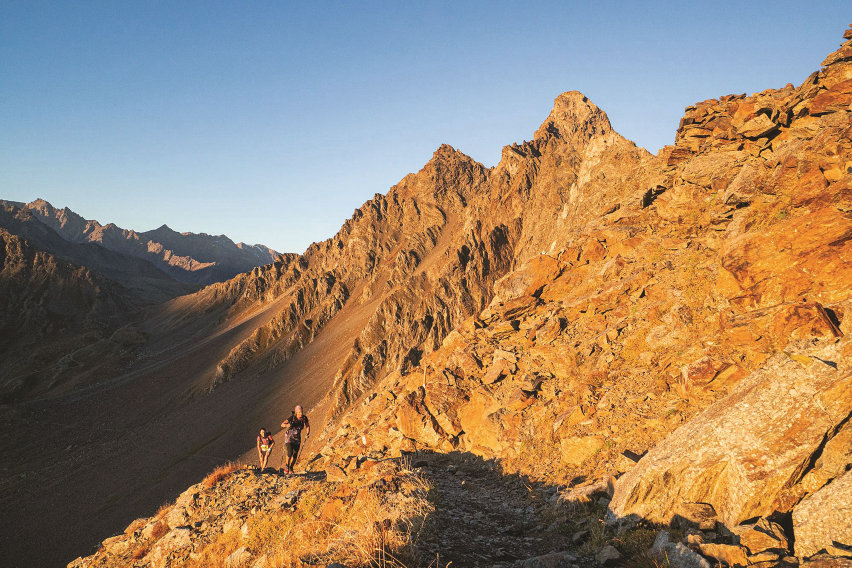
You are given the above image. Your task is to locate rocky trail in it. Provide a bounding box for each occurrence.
[71,444,852,568]
[409,452,574,568]
[70,453,595,568]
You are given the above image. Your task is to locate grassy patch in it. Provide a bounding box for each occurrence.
[202,461,239,489]
[150,520,168,540]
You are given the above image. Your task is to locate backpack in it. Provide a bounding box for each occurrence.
[285,416,305,442]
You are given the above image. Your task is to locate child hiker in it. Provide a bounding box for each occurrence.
[256,428,275,470]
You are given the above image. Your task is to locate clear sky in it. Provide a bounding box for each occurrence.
[1,2,848,253]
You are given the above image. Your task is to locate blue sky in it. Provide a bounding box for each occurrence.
[1,2,848,253]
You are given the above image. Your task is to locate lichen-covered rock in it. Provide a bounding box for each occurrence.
[736,518,789,556]
[672,502,718,531]
[608,338,852,528]
[595,544,621,565]
[802,555,852,568]
[514,550,577,568]
[793,469,852,559]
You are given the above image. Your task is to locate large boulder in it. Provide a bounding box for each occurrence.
[793,469,852,559]
[395,387,446,447]
[608,338,852,528]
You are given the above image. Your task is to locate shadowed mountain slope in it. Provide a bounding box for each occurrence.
[0,228,142,401]
[0,199,285,403]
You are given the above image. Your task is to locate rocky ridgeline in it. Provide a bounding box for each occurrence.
[69,461,434,568]
[74,25,852,568]
[311,26,852,566]
[183,90,650,408]
[194,145,507,397]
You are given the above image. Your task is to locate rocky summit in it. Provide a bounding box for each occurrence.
[5,23,852,568]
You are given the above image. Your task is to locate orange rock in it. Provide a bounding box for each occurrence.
[680,356,725,387]
[698,543,750,567]
[395,387,445,446]
[771,302,843,343]
[737,114,778,138]
[506,389,537,412]
[579,239,607,263]
[737,519,789,555]
[560,436,604,466]
[609,338,852,528]
[458,389,503,452]
[320,497,346,520]
[720,208,852,308]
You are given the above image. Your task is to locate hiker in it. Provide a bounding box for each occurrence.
[256,428,275,470]
[280,405,310,473]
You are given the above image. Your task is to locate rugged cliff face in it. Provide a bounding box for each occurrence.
[304,26,852,566]
[171,90,650,419]
[314,25,852,481]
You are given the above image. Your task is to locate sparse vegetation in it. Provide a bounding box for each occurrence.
[181,528,243,568]
[131,545,149,560]
[578,516,611,556]
[154,502,171,520]
[150,520,168,540]
[178,462,433,568]
[202,461,240,488]
[123,517,147,536]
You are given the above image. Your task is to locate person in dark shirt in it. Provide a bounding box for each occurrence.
[280,405,310,474]
[256,428,274,470]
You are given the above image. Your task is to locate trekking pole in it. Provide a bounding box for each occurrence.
[295,440,305,474]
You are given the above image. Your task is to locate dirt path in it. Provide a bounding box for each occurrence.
[412,452,573,568]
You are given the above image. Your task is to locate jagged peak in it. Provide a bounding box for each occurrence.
[150,223,176,233]
[27,197,56,211]
[533,91,614,143]
[406,143,488,192]
[425,143,481,169]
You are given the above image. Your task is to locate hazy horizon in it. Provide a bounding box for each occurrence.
[2,1,849,253]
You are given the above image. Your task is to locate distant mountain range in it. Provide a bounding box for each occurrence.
[1,198,281,288]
